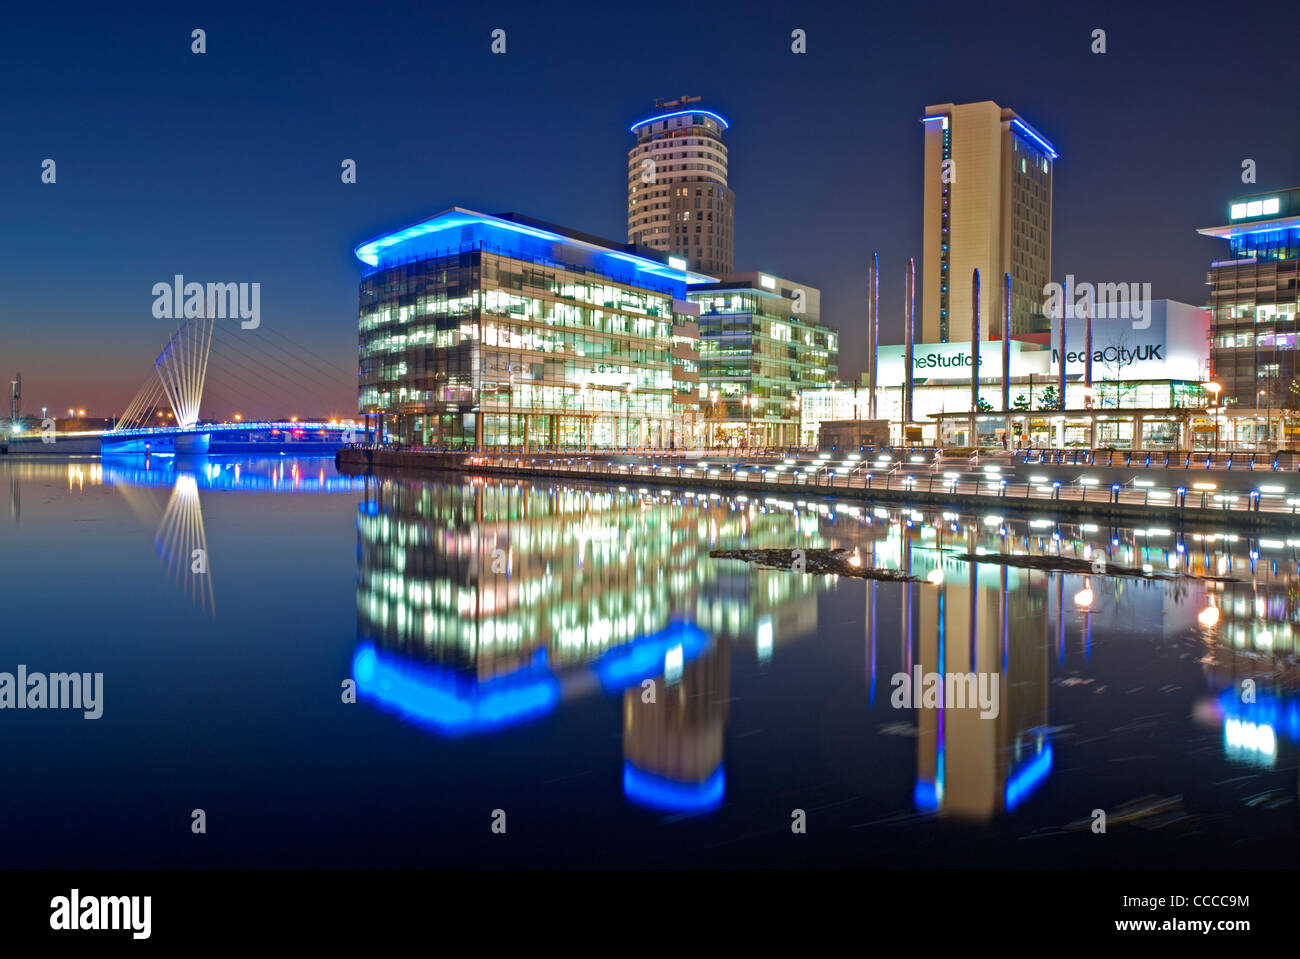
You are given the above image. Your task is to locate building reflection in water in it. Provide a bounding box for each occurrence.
[622,639,730,813]
[870,512,1300,819]
[899,524,1052,820]
[12,454,1295,820]
[352,477,835,812]
[354,473,1300,818]
[1192,537,1300,771]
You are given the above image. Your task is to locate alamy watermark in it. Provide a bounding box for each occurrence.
[50,889,150,939]
[0,665,103,718]
[152,274,260,329]
[890,666,999,718]
[1043,273,1153,330]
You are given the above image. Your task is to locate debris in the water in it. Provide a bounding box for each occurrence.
[954,552,1236,582]
[708,547,920,581]
[1244,789,1292,809]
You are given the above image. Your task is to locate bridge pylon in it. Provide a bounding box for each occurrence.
[114,312,215,431]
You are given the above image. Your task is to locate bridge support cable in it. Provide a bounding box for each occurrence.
[208,323,347,415]
[112,309,354,430]
[114,374,168,431]
[155,314,215,428]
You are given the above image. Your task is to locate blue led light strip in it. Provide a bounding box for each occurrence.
[1010,118,1058,160]
[628,109,729,133]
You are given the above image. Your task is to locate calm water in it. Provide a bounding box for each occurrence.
[0,455,1296,868]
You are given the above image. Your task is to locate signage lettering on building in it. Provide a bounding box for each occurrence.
[1051,344,1164,366]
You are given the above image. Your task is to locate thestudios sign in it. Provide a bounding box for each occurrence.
[878,340,1047,384]
[878,300,1208,385]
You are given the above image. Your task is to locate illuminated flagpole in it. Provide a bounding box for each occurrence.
[868,252,879,421]
[904,257,915,428]
[1084,288,1094,401]
[1058,282,1068,414]
[1085,287,1094,448]
[1003,272,1011,447]
[970,269,980,445]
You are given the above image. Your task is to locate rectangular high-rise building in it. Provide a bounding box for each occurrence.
[921,101,1056,343]
[1197,187,1300,412]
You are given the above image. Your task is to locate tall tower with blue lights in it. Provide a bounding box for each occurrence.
[921,100,1056,344]
[628,96,734,276]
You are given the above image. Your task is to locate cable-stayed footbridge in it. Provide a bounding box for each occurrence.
[5,311,357,455]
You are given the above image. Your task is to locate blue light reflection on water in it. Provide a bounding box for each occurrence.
[1,454,1297,867]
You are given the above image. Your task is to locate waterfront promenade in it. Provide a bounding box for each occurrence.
[336,446,1300,530]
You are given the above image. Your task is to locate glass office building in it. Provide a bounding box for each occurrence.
[355,208,710,448]
[686,273,838,447]
[1198,187,1300,425]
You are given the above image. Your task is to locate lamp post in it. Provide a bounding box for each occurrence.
[709,388,719,449]
[1259,386,1271,452]
[581,382,589,452]
[624,381,633,450]
[1205,381,1221,455]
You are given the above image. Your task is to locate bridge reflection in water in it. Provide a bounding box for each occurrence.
[8,457,366,619]
[11,455,1299,827]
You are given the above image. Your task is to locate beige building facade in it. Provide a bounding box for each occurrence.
[921,100,1056,344]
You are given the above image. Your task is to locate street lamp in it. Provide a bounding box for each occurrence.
[1205,381,1222,455]
[1258,387,1271,452]
[580,382,589,451]
[624,381,633,450]
[709,388,719,449]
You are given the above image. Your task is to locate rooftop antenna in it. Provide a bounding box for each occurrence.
[654,94,702,108]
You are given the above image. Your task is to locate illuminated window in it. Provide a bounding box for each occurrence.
[1263,197,1280,215]
[1247,201,1263,217]
[1231,203,1247,219]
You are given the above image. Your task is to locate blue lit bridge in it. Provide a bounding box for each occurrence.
[3,310,358,455]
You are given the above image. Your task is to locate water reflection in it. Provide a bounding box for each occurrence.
[353,477,835,810]
[4,454,1297,838]
[155,473,215,615]
[4,457,364,619]
[354,474,1300,822]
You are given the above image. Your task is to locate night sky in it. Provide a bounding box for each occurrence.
[3,0,1296,418]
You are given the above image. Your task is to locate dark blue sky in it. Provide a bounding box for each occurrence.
[2,0,1296,417]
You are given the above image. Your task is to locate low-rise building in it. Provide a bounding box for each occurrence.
[687,272,838,447]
